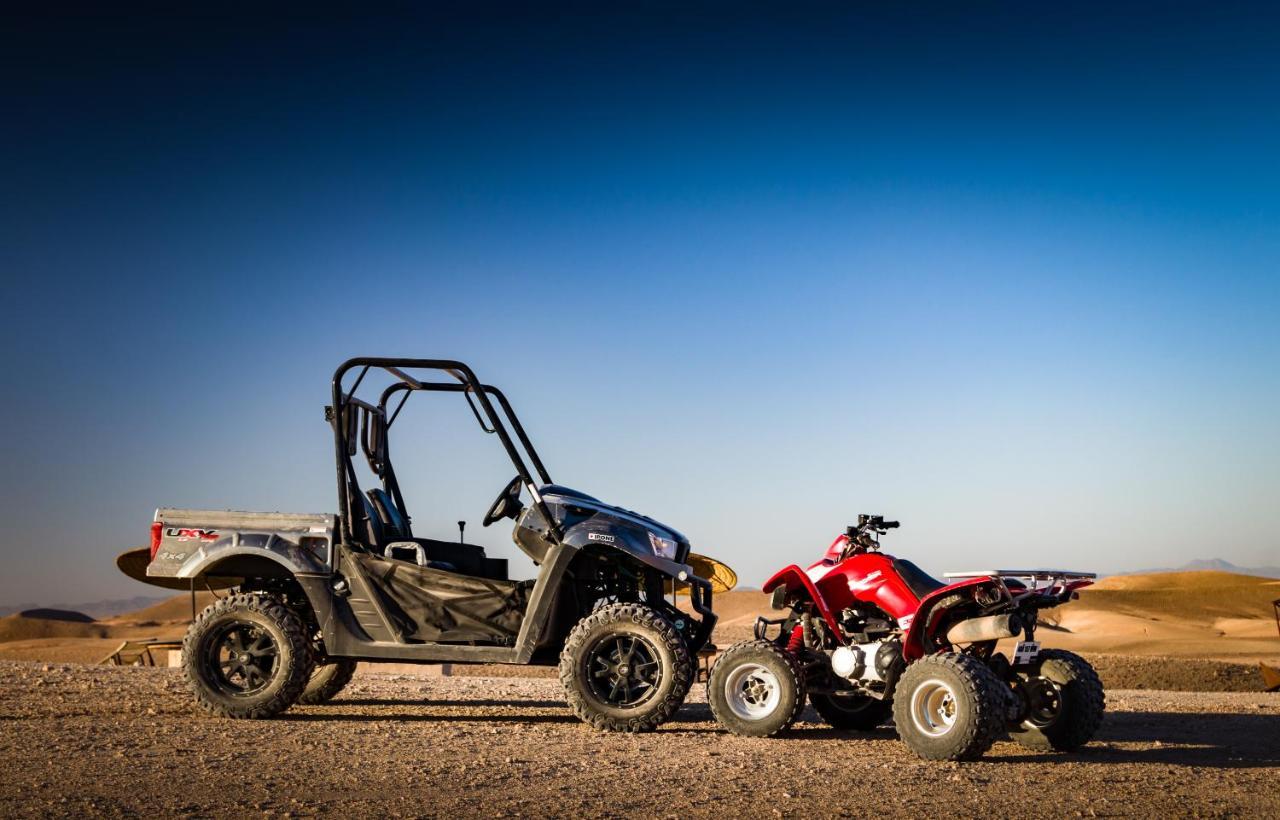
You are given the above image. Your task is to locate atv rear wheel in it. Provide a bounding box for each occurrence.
[810,691,892,730]
[892,653,1006,761]
[183,592,314,719]
[1009,649,1105,751]
[298,658,359,705]
[708,640,806,737]
[559,602,692,732]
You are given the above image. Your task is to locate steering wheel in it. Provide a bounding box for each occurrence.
[483,475,525,527]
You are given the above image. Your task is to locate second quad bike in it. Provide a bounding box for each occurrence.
[119,358,724,731]
[708,515,1104,760]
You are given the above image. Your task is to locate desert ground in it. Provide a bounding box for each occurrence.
[1,663,1278,818]
[0,569,1277,817]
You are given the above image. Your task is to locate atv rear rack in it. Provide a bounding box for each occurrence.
[944,569,1096,600]
[944,569,1097,582]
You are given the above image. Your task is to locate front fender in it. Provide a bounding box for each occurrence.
[762,564,843,640]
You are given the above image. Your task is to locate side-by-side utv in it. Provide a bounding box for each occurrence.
[122,358,722,731]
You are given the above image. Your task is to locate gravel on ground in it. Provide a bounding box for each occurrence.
[0,661,1277,818]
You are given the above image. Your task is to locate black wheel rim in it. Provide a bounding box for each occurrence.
[202,621,279,697]
[1023,676,1064,727]
[585,634,662,709]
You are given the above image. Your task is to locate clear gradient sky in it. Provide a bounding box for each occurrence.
[3,4,1278,606]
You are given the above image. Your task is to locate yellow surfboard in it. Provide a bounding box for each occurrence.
[116,547,236,591]
[665,553,737,595]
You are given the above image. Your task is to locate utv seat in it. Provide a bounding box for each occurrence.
[362,490,509,581]
[366,489,411,539]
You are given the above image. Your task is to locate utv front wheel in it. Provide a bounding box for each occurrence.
[708,640,806,737]
[182,592,314,719]
[1009,649,1105,751]
[298,658,359,705]
[810,691,892,730]
[559,603,692,732]
[892,653,1006,761]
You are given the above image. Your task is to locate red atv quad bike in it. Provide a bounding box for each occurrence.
[709,515,1104,761]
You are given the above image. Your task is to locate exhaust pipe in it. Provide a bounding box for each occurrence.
[946,613,1023,645]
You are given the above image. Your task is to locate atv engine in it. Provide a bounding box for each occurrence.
[830,605,904,684]
[831,640,902,683]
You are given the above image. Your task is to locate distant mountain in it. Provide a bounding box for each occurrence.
[1120,558,1280,579]
[17,609,95,623]
[0,594,169,620]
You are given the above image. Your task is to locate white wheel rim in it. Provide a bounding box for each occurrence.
[910,678,959,737]
[723,662,783,721]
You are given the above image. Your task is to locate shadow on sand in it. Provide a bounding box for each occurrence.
[294,694,1280,768]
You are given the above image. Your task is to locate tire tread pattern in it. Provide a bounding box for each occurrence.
[810,690,893,731]
[298,658,359,705]
[1011,649,1105,751]
[558,602,692,733]
[182,592,314,720]
[892,652,1006,761]
[707,640,806,737]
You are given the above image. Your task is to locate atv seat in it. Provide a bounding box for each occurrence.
[892,558,947,600]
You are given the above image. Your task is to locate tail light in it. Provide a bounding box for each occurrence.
[150,521,163,560]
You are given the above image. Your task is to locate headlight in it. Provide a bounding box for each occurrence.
[648,531,678,559]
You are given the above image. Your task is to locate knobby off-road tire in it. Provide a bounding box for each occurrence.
[298,658,359,705]
[810,690,893,731]
[892,653,1006,761]
[708,640,806,737]
[1009,649,1105,752]
[182,592,314,719]
[559,602,693,732]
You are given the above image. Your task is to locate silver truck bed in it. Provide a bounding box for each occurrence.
[146,507,337,582]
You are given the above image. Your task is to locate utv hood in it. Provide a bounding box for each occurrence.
[513,484,691,566]
[539,484,689,547]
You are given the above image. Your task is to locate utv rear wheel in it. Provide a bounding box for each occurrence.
[708,640,806,737]
[810,691,892,731]
[892,653,1006,761]
[1009,649,1105,752]
[559,603,693,732]
[182,592,313,719]
[298,658,358,705]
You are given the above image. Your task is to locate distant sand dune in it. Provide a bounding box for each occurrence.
[3,571,1277,667]
[698,571,1280,665]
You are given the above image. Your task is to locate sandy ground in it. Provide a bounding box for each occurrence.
[1,662,1278,818]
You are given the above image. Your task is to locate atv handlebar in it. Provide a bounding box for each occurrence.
[854,514,899,533]
[841,514,900,558]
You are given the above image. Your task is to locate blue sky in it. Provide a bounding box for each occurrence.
[3,4,1278,605]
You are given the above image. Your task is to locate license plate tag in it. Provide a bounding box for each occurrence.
[1012,640,1041,665]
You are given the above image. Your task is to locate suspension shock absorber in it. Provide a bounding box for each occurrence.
[786,623,805,655]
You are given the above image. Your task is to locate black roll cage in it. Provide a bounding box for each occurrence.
[330,358,560,548]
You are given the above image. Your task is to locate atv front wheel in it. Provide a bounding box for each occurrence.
[892,653,1006,761]
[810,690,892,731]
[708,640,806,737]
[182,592,314,719]
[298,658,359,705]
[559,603,693,732]
[1009,649,1105,751]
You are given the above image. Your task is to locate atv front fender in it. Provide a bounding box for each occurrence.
[762,564,843,639]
